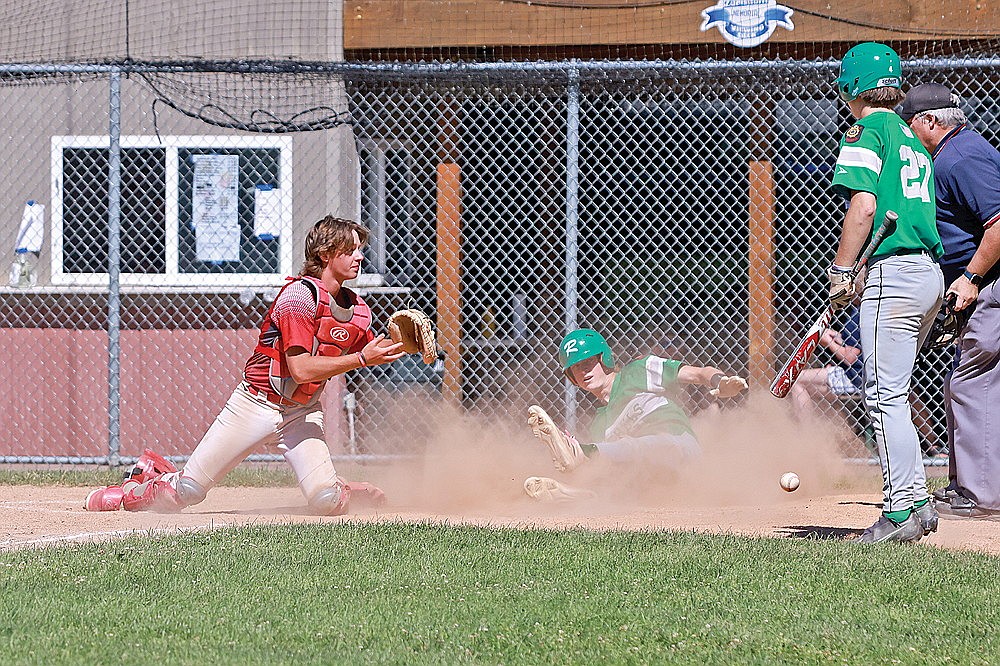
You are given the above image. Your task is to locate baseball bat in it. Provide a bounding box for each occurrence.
[769,210,898,398]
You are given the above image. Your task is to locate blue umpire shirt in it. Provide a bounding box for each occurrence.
[930,125,1000,286]
[841,306,863,391]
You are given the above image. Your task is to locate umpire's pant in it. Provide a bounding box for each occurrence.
[948,277,1000,511]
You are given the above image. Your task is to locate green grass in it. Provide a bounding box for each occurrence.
[0,466,298,488]
[1,524,997,665]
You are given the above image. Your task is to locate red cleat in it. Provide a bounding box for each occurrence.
[122,476,183,513]
[84,485,126,511]
[343,480,387,508]
[123,449,177,485]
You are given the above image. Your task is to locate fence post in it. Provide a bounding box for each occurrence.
[747,160,776,390]
[564,64,581,430]
[107,68,123,466]
[747,96,776,392]
[436,162,463,405]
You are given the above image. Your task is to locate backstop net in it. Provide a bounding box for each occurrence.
[0,1,996,464]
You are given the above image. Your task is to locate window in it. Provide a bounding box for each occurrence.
[51,135,293,287]
[359,139,416,285]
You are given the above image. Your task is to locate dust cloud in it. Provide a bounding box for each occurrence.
[359,390,871,518]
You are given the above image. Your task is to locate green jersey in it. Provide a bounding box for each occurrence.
[831,111,943,259]
[588,356,694,443]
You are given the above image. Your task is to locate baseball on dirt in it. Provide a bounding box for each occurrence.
[779,472,800,492]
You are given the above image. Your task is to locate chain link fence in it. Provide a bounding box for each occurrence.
[1,57,997,465]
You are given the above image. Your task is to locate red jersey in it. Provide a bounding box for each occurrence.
[244,276,373,406]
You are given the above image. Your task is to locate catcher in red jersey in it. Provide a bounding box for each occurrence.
[86,216,405,515]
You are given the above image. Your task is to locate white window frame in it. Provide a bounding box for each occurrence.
[359,137,415,283]
[50,135,293,288]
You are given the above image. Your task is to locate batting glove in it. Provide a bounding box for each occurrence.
[827,264,855,310]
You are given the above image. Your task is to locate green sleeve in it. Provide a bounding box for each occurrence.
[623,356,683,392]
[831,122,884,200]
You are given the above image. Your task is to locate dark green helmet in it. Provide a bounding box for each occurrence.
[559,329,613,379]
[835,42,902,101]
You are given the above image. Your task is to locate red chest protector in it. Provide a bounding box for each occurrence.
[253,275,372,406]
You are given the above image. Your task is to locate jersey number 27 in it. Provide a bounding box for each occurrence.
[899,145,931,202]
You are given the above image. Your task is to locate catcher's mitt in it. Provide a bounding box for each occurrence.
[924,295,971,351]
[387,309,438,365]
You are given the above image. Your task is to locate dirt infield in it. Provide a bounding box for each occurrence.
[5,398,998,554]
[3,484,1000,554]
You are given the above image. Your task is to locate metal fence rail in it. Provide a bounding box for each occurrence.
[1,57,996,466]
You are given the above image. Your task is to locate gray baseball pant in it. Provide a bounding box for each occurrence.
[859,253,943,514]
[596,432,701,465]
[178,383,341,506]
[947,278,1000,510]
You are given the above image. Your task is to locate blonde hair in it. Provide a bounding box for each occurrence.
[301,216,369,278]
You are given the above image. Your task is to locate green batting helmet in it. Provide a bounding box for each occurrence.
[835,42,902,101]
[559,329,613,380]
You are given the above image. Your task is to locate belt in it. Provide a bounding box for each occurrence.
[243,381,302,408]
[885,248,930,257]
[869,248,931,266]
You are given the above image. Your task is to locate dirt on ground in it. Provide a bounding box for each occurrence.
[3,394,998,554]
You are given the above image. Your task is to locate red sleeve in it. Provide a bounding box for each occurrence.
[270,281,318,353]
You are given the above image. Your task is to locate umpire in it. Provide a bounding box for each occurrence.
[899,83,1000,520]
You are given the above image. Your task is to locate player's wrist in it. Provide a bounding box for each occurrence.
[357,351,368,368]
[829,263,854,274]
[962,269,983,286]
[709,372,724,390]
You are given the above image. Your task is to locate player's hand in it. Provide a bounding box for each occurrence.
[710,375,748,399]
[947,276,979,312]
[839,345,861,366]
[819,329,842,349]
[361,334,405,366]
[827,265,855,310]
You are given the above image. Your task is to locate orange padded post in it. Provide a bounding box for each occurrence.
[436,162,462,405]
[748,159,776,391]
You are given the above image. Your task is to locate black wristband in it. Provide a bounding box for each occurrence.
[710,373,724,390]
[963,269,983,286]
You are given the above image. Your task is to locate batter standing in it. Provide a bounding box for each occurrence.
[830,43,945,543]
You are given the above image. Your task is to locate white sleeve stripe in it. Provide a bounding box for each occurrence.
[836,147,883,175]
[645,356,663,390]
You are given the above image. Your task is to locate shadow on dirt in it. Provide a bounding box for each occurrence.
[776,525,863,540]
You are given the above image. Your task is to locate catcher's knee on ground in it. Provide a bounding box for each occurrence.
[175,476,208,506]
[282,437,348,515]
[308,480,350,516]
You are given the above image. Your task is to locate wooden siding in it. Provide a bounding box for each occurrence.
[345,0,997,50]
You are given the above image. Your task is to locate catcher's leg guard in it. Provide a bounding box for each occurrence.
[123,449,178,485]
[85,485,126,511]
[122,474,183,513]
[527,405,587,472]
